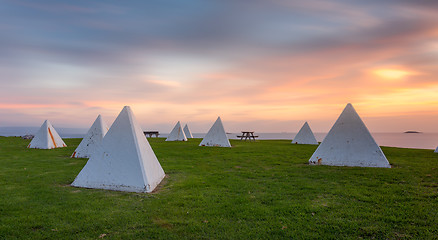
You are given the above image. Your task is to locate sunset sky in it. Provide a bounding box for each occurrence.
[1,0,437,133]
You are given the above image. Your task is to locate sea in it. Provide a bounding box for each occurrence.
[1,127,437,150]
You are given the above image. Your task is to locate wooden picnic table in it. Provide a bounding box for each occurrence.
[237,131,258,141]
[144,131,159,138]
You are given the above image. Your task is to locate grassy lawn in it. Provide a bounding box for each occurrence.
[0,136,437,239]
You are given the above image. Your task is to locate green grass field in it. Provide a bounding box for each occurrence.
[0,136,437,239]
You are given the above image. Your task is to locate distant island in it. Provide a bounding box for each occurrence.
[404,131,422,134]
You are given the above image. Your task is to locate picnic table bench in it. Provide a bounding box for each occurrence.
[144,131,159,138]
[237,131,258,141]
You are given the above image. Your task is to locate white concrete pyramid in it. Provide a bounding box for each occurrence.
[71,115,108,158]
[309,103,390,168]
[292,122,318,145]
[27,120,66,149]
[183,124,193,138]
[199,117,231,147]
[71,106,165,193]
[166,121,187,141]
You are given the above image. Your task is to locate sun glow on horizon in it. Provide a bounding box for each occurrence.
[373,69,415,80]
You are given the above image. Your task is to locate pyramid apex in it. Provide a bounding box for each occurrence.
[120,106,134,117]
[43,119,54,128]
[342,103,358,115]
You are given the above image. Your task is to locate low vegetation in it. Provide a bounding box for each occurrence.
[0,136,437,239]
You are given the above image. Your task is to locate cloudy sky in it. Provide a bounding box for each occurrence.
[1,0,437,133]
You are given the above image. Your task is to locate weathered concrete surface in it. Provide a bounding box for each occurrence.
[71,115,108,158]
[72,106,165,193]
[199,117,231,147]
[309,103,390,168]
[28,120,66,149]
[166,121,187,141]
[292,122,318,145]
